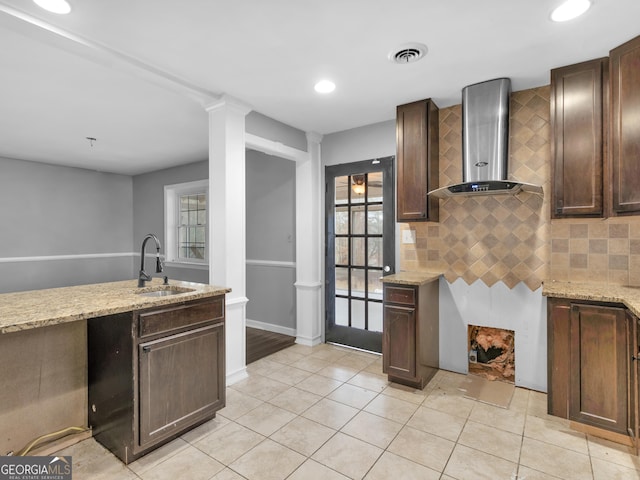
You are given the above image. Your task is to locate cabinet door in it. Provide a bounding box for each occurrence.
[611,35,640,215]
[396,99,439,222]
[383,304,416,379]
[629,310,640,454]
[569,304,628,434]
[550,58,607,218]
[547,298,571,418]
[139,322,224,448]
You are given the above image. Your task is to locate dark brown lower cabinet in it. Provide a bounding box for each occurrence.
[88,295,225,464]
[382,281,438,389]
[548,297,639,451]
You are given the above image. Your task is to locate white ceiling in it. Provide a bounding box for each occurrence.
[0,0,639,175]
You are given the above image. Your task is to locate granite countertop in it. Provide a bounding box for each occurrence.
[381,271,442,286]
[543,280,640,318]
[0,278,231,334]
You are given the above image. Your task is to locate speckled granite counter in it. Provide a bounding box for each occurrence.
[0,278,230,334]
[381,271,441,286]
[543,280,640,318]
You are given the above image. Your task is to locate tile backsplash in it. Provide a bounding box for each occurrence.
[400,85,640,290]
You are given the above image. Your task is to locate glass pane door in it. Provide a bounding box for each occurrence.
[325,157,394,352]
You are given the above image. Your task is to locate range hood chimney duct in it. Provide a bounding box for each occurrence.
[429,78,543,198]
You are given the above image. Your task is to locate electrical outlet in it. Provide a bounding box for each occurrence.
[402,229,416,244]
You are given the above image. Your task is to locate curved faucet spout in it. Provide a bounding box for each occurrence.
[138,233,163,287]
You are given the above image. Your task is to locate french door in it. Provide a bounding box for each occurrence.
[325,157,395,353]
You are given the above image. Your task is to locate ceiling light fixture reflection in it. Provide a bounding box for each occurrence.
[352,175,366,195]
[551,0,591,22]
[314,80,336,94]
[33,0,72,14]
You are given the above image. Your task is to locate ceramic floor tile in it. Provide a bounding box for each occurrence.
[364,451,440,480]
[308,347,349,363]
[347,371,389,393]
[316,364,360,382]
[270,416,336,456]
[246,358,286,377]
[423,387,475,419]
[519,437,593,480]
[527,390,551,418]
[128,438,190,475]
[210,468,247,480]
[59,439,139,480]
[284,343,316,356]
[235,402,297,436]
[510,387,530,413]
[387,425,455,473]
[468,401,526,435]
[443,444,519,480]
[266,349,306,365]
[267,386,322,414]
[138,445,224,480]
[265,364,313,386]
[302,398,359,430]
[312,432,383,480]
[341,411,403,449]
[327,383,378,409]
[591,457,640,480]
[514,465,565,480]
[291,356,332,373]
[458,419,522,463]
[181,414,230,444]
[587,435,640,471]
[219,387,264,420]
[230,374,291,402]
[523,414,588,454]
[362,357,384,375]
[407,406,467,442]
[363,392,420,424]
[229,438,305,480]
[381,383,429,405]
[337,354,376,371]
[295,374,343,396]
[194,422,265,466]
[287,459,350,480]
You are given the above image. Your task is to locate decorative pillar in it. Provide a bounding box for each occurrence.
[295,132,323,345]
[206,95,251,384]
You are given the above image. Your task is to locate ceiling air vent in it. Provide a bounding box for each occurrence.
[388,43,428,64]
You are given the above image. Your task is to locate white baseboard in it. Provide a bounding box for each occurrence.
[295,334,322,347]
[226,366,248,386]
[246,319,296,337]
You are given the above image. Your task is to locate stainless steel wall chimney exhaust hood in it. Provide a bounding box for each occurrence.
[429,78,543,198]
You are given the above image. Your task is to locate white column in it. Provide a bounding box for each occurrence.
[206,95,251,384]
[295,132,323,346]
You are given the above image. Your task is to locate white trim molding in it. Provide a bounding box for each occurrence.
[245,133,308,163]
[246,319,296,337]
[246,259,296,269]
[294,281,322,290]
[0,252,135,263]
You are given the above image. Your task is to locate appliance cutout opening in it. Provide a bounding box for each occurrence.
[468,325,515,383]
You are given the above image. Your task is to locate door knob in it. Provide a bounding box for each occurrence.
[383,266,391,273]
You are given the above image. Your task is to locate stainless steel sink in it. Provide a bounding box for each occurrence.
[136,286,195,297]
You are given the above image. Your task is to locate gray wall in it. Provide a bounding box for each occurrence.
[132,160,209,284]
[322,119,395,166]
[245,149,296,332]
[246,111,308,152]
[0,157,133,293]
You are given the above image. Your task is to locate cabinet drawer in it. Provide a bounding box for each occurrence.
[385,286,416,306]
[139,297,224,338]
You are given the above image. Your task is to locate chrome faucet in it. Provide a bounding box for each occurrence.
[138,233,163,287]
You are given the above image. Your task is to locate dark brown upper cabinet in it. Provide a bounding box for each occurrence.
[551,58,608,218]
[396,99,439,222]
[610,35,640,215]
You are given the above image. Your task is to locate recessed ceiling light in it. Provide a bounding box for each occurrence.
[551,0,591,22]
[314,80,336,94]
[33,0,71,14]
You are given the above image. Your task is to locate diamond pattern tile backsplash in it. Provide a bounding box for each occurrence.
[400,85,640,290]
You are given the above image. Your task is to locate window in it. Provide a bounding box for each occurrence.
[164,180,208,265]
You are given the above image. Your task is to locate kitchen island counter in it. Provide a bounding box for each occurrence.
[0,278,230,334]
[381,271,441,286]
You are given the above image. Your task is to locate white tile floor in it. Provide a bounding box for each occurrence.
[56,343,640,479]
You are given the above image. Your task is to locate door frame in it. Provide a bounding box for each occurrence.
[324,156,395,352]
